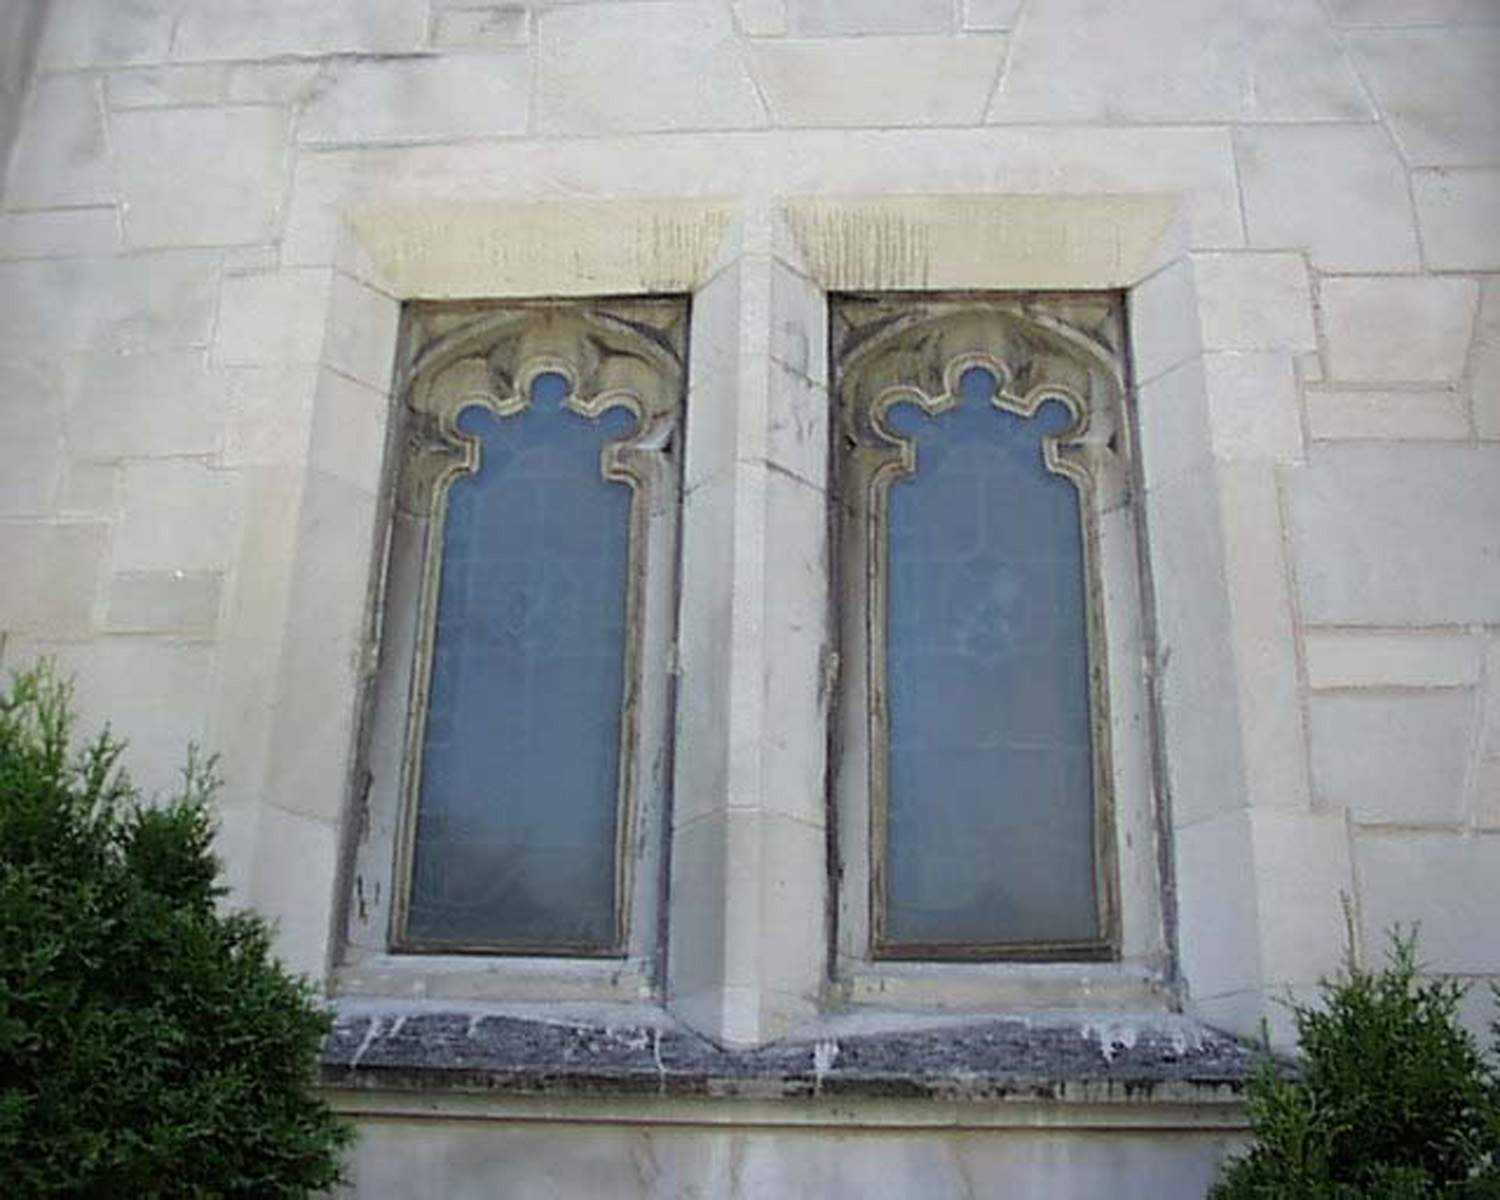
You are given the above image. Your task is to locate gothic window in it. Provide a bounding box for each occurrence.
[831,295,1132,964]
[344,300,684,977]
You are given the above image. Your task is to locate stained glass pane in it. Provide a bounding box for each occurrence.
[882,367,1099,949]
[406,372,634,951]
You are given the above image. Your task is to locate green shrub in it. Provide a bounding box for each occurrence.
[1211,929,1500,1199]
[0,664,352,1197]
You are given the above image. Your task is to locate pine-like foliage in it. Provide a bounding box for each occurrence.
[0,664,352,1197]
[1212,929,1500,1199]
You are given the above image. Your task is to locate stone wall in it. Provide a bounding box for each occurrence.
[1,1,1497,1195]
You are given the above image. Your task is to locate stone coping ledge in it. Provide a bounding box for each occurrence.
[320,1006,1260,1108]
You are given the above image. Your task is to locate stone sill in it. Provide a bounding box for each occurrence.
[320,1005,1258,1125]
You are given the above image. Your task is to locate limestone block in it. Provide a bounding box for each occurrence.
[308,369,389,496]
[1321,276,1478,383]
[1305,388,1470,441]
[225,62,322,105]
[964,0,1024,30]
[989,0,1369,123]
[1250,810,1354,986]
[17,637,215,800]
[322,273,399,392]
[251,803,339,979]
[1476,757,1500,828]
[1348,27,1500,166]
[1307,631,1480,690]
[222,365,318,468]
[172,0,425,62]
[1311,692,1476,824]
[430,5,529,48]
[1483,638,1500,755]
[0,358,62,514]
[1356,831,1500,974]
[259,472,378,826]
[1136,357,1214,494]
[301,54,529,145]
[1328,0,1500,23]
[536,3,765,134]
[0,209,118,260]
[752,36,1005,127]
[208,465,303,810]
[1234,126,1420,273]
[113,106,289,248]
[105,570,222,636]
[1129,257,1203,387]
[5,75,113,208]
[0,521,106,636]
[61,351,225,460]
[106,65,225,108]
[1193,253,1316,353]
[1218,464,1310,810]
[59,462,118,515]
[1287,445,1500,624]
[1175,812,1261,1002]
[114,459,242,573]
[786,0,951,35]
[1414,169,1500,271]
[1203,351,1302,463]
[733,0,788,36]
[35,0,174,69]
[772,255,827,387]
[1146,469,1247,826]
[215,269,332,366]
[1470,279,1500,440]
[750,472,826,828]
[0,252,219,355]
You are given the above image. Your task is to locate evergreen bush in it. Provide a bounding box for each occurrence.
[1211,928,1500,1199]
[0,664,352,1197]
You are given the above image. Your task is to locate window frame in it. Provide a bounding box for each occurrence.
[829,291,1167,1002]
[335,296,687,1003]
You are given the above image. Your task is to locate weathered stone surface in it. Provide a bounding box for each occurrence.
[429,4,528,48]
[1310,692,1477,824]
[1235,126,1420,272]
[1348,27,1500,166]
[172,0,424,61]
[114,460,242,573]
[35,0,174,69]
[5,75,113,208]
[1321,276,1478,382]
[301,55,529,144]
[1305,388,1470,441]
[1203,351,1302,463]
[964,0,1024,30]
[1305,631,1481,689]
[990,0,1368,123]
[0,253,219,355]
[1471,279,1500,440]
[751,36,1005,127]
[788,0,951,35]
[1328,0,1500,23]
[536,3,765,133]
[1356,832,1500,974]
[1194,253,1316,352]
[113,106,290,248]
[0,209,118,260]
[61,351,225,460]
[1287,445,1500,624]
[0,358,62,514]
[0,521,106,636]
[1413,169,1500,271]
[105,570,222,635]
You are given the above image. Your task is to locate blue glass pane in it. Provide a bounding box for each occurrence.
[882,367,1098,948]
[407,372,634,950]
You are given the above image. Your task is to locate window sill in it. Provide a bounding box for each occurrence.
[320,1001,1258,1121]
